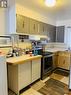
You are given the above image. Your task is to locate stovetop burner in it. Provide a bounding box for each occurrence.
[42,51,53,56]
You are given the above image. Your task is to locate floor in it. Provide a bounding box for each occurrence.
[20,69,69,95]
[38,78,69,95]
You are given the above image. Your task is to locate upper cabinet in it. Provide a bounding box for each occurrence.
[49,25,56,42]
[29,19,39,35]
[16,14,30,34]
[16,14,56,42]
[7,1,56,40]
[56,26,65,42]
[46,24,56,42]
[16,14,49,36]
[8,2,56,41]
[39,23,48,35]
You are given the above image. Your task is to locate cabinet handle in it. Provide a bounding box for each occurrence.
[34,24,35,30]
[23,21,24,28]
[43,26,44,32]
[63,60,65,64]
[38,24,39,33]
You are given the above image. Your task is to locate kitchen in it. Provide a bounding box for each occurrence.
[0,0,71,95]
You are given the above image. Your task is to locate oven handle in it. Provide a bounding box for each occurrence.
[43,54,54,58]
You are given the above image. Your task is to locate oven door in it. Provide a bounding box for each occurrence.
[42,54,53,74]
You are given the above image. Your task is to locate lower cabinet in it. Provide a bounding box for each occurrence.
[18,61,31,90]
[57,52,70,70]
[8,58,41,95]
[32,59,41,83]
[53,52,58,69]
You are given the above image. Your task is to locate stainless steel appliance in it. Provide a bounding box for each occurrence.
[31,41,54,79]
[41,52,54,79]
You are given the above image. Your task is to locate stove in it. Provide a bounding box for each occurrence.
[42,51,53,56]
[41,51,54,80]
[32,48,54,79]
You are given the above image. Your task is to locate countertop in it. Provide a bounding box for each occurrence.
[6,54,42,65]
[45,48,68,53]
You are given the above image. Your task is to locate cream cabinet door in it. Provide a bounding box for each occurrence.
[32,59,41,83]
[18,61,31,90]
[16,14,30,34]
[30,19,39,35]
[39,22,47,35]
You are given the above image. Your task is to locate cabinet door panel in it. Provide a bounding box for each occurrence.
[53,53,58,68]
[64,56,70,70]
[16,14,29,34]
[32,59,41,82]
[47,24,56,42]
[56,26,65,42]
[39,22,43,35]
[23,17,30,34]
[30,19,39,34]
[58,55,64,68]
[39,23,47,35]
[18,62,31,90]
[58,55,70,70]
[16,14,25,33]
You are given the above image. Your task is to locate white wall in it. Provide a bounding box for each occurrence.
[56,19,71,27]
[0,8,7,35]
[7,0,16,34]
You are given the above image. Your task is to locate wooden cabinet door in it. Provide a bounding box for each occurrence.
[30,19,39,35]
[53,53,58,68]
[18,61,31,90]
[58,53,70,70]
[63,56,70,70]
[16,14,29,34]
[58,55,65,69]
[32,59,41,83]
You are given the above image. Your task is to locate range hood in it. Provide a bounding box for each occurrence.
[29,35,40,41]
[29,35,48,41]
[11,33,49,41]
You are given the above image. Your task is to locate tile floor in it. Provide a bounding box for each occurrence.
[21,72,69,95]
[50,73,69,85]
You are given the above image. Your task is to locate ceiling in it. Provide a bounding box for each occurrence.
[16,0,71,21]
